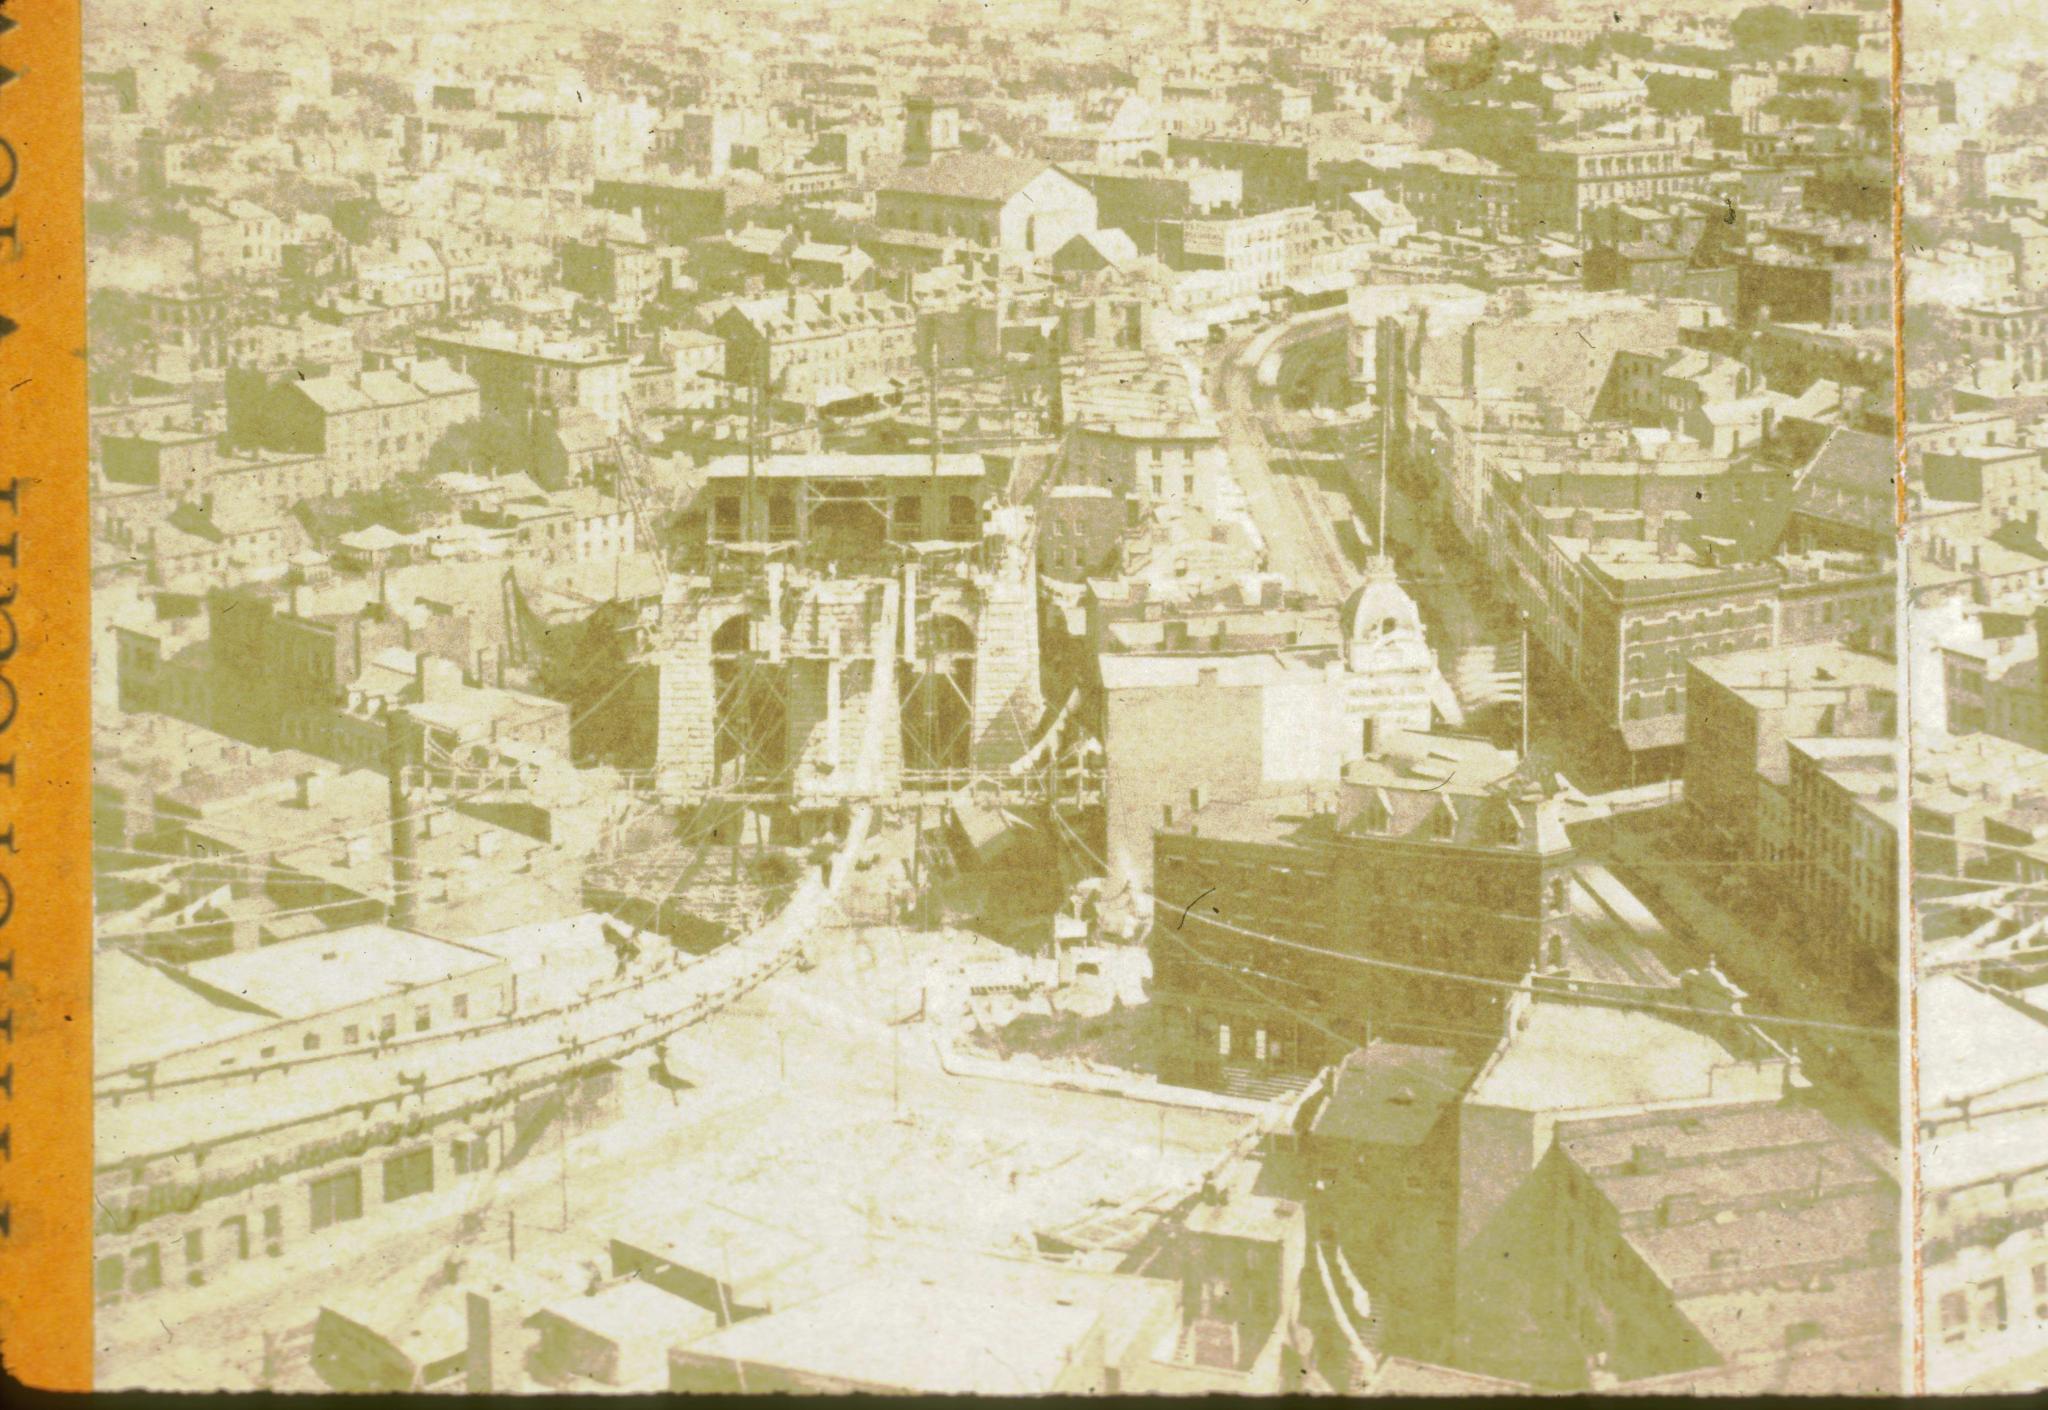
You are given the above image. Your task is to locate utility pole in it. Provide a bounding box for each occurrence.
[910,802,925,920]
[925,304,941,479]
[743,349,764,543]
[1377,320,1394,559]
[1520,614,1532,764]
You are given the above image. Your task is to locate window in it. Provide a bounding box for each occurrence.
[96,1255,126,1303]
[379,1014,396,1041]
[383,1147,435,1203]
[1217,1022,1232,1058]
[303,1033,320,1052]
[184,1229,204,1267]
[344,1024,359,1045]
[1973,1277,2009,1336]
[129,1243,163,1294]
[309,1169,364,1231]
[893,495,921,539]
[452,993,468,1020]
[221,1214,250,1261]
[2034,1264,2048,1319]
[414,1005,432,1033]
[452,1134,491,1175]
[262,1205,283,1250]
[948,495,978,538]
[712,496,741,539]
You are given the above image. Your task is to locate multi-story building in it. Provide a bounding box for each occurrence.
[875,154,1100,265]
[166,197,286,285]
[1919,969,2048,1393]
[231,357,481,492]
[1517,135,1709,237]
[1786,734,1900,1011]
[417,325,631,433]
[1159,206,1318,290]
[1164,133,1313,212]
[1685,642,1897,862]
[1147,729,1575,1087]
[1573,539,1782,755]
[1543,1101,1898,1389]
[1736,226,1892,329]
[1955,300,2048,383]
[1451,982,1892,1392]
[1064,162,1243,255]
[1065,418,1227,511]
[708,289,918,411]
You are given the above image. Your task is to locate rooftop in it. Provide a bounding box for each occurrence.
[177,924,504,1020]
[669,1266,1104,1394]
[699,451,987,482]
[1312,1042,1476,1147]
[1466,993,1776,1114]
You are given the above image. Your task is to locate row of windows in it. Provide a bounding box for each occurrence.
[1938,1264,2048,1345]
[95,1205,287,1300]
[226,991,482,1067]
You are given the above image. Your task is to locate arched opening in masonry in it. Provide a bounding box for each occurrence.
[807,495,890,564]
[711,612,788,788]
[901,611,976,777]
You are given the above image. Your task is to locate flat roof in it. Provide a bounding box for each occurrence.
[700,452,987,482]
[670,1273,1102,1394]
[1466,999,1747,1114]
[178,924,504,1020]
[534,1279,721,1345]
[94,952,275,1074]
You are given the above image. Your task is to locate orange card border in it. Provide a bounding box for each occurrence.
[0,0,92,1393]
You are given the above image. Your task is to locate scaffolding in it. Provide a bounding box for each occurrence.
[710,614,788,789]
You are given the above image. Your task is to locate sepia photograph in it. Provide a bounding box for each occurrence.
[1902,0,2048,1395]
[51,0,1956,1394]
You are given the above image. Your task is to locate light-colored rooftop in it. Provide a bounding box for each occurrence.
[178,924,504,1020]
[1466,998,1748,1113]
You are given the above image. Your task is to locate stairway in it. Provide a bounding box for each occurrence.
[1219,1064,1316,1103]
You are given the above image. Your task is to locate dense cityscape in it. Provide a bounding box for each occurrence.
[69,0,2043,1394]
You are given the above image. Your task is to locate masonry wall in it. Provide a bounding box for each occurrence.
[970,572,1044,772]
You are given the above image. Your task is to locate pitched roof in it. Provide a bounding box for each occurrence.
[882,153,1058,203]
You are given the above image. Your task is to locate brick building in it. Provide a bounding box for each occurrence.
[1148,731,1576,1088]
